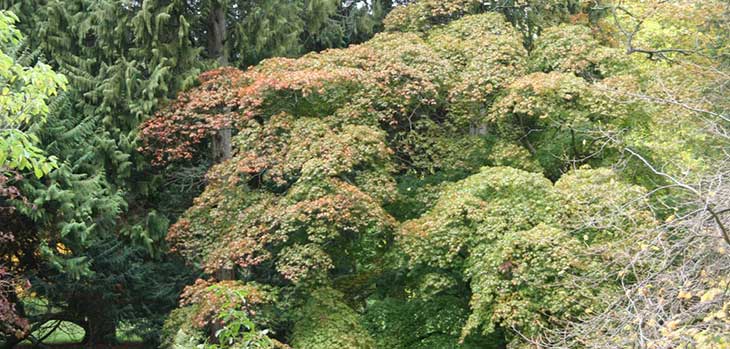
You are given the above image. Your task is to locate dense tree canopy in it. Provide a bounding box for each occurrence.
[2,0,729,348]
[0,10,59,341]
[135,0,730,347]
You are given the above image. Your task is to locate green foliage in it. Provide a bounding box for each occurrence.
[399,167,560,269]
[384,0,598,45]
[0,0,401,345]
[160,279,279,348]
[463,224,593,338]
[428,13,527,128]
[0,7,204,330]
[144,14,526,176]
[385,170,469,221]
[145,4,682,346]
[489,71,638,179]
[528,24,626,79]
[203,285,274,349]
[161,306,207,349]
[133,0,391,68]
[289,288,376,349]
[383,0,483,32]
[0,10,64,178]
[363,296,497,348]
[4,0,722,347]
[398,166,656,343]
[0,40,193,345]
[555,167,656,244]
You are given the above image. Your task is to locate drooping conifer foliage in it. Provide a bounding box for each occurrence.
[0,0,398,347]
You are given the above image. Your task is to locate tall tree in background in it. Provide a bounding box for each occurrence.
[0,10,66,347]
[0,0,395,346]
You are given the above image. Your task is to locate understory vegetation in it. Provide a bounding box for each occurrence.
[2,0,730,348]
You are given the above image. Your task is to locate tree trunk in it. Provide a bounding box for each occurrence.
[1,337,21,349]
[208,1,231,164]
[495,327,508,349]
[82,315,117,347]
[469,122,488,136]
[212,127,232,162]
[207,1,227,65]
[209,266,235,344]
[215,267,235,281]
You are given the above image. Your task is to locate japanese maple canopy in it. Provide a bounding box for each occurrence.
[140,0,724,347]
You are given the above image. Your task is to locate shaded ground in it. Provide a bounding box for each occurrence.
[13,321,145,349]
[16,344,146,349]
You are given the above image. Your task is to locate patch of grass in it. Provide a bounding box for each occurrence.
[21,321,84,345]
[19,321,143,346]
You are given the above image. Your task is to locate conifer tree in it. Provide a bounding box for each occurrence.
[1,0,393,346]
